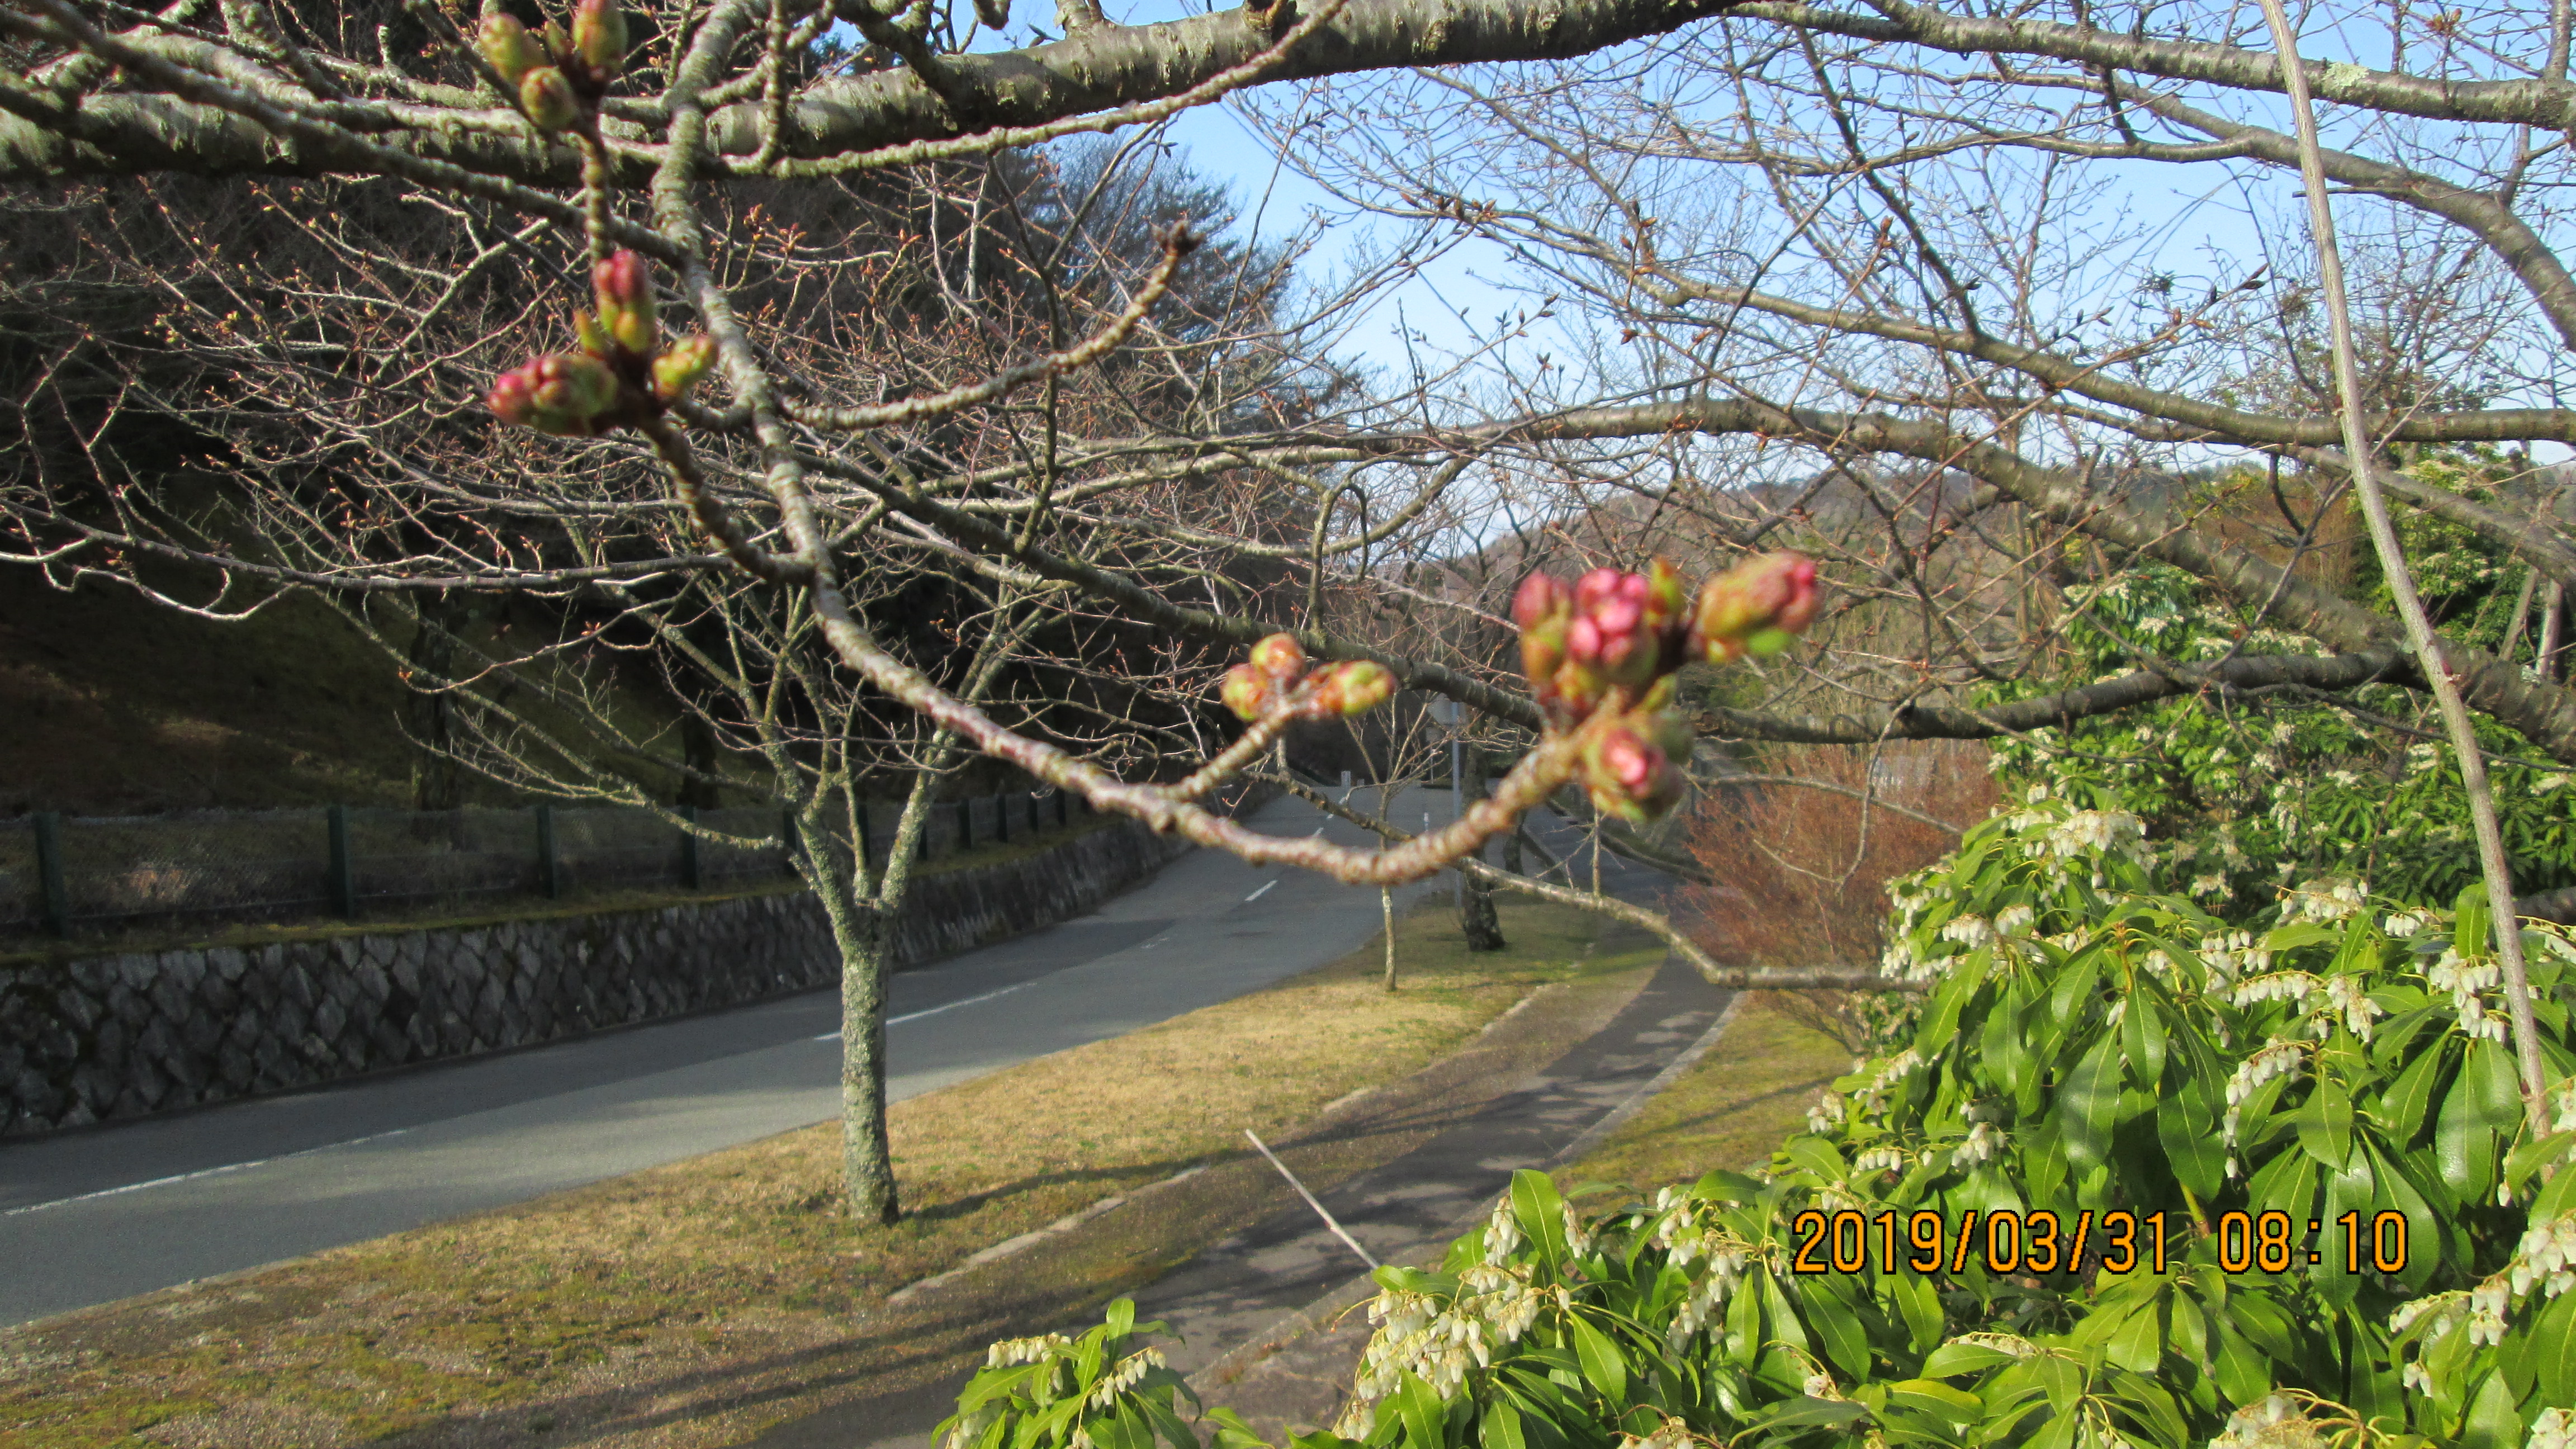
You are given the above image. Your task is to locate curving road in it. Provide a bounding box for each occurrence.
[0,789,1485,1328]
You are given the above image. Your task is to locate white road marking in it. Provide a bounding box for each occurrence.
[1,1128,414,1219]
[1245,879,1279,902]
[812,981,1035,1042]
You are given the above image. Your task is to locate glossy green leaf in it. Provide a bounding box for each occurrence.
[1749,1396,1871,1432]
[2373,1036,2448,1147]
[2061,1031,2122,1172]
[1884,1379,1983,1423]
[2528,1289,2576,1407]
[2212,1325,2271,1408]
[1510,1169,1569,1267]
[1565,1315,1627,1407]
[2123,992,2168,1087]
[1394,1372,1447,1449]
[2158,1080,2225,1201]
[2104,1305,2161,1373]
[2456,883,2493,963]
[2437,1066,2501,1204]
[2463,1368,2523,1449]
[2297,1075,2358,1170]
[1798,1280,1872,1381]
[1890,1270,1943,1353]
[1926,1330,2019,1371]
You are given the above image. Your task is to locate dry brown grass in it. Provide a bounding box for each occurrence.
[1,894,1638,1448]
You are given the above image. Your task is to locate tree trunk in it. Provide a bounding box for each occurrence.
[1381,886,1398,991]
[1457,744,1506,950]
[796,807,900,1224]
[402,595,464,812]
[679,713,725,809]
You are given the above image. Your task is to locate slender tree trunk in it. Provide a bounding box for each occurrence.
[401,595,465,812]
[679,713,725,809]
[797,805,901,1224]
[1381,886,1398,990]
[1457,742,1506,950]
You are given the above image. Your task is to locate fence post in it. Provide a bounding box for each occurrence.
[33,811,69,937]
[959,796,974,853]
[328,804,357,918]
[1057,789,1070,828]
[680,804,702,890]
[994,789,1010,844]
[535,803,560,898]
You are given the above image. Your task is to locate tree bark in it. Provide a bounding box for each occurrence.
[798,805,900,1225]
[1457,744,1505,951]
[400,595,465,812]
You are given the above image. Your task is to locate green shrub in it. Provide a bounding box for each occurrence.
[967,799,2576,1448]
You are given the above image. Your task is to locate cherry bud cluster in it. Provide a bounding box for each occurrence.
[1220,635,1398,722]
[480,0,627,132]
[1514,552,1819,821]
[487,250,718,436]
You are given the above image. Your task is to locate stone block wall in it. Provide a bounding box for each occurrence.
[0,817,1192,1137]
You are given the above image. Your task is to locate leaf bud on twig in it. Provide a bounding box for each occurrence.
[569,0,628,85]
[1220,664,1273,722]
[1692,551,1819,662]
[488,352,622,436]
[593,250,658,356]
[1249,633,1307,684]
[1309,660,1395,718]
[477,15,550,86]
[574,310,612,358]
[652,335,718,402]
[519,66,581,131]
[1583,719,1684,823]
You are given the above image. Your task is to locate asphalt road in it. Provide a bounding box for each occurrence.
[0,788,1472,1328]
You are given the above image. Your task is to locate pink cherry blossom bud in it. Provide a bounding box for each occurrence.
[477,15,549,86]
[593,250,657,356]
[570,0,628,83]
[1248,633,1307,684]
[1694,552,1818,661]
[1220,664,1271,722]
[1583,723,1683,822]
[1568,568,1655,690]
[519,67,580,131]
[1511,572,1569,631]
[1310,660,1395,717]
[652,335,717,402]
[487,352,622,436]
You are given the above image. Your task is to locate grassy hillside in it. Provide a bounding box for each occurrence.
[0,567,425,816]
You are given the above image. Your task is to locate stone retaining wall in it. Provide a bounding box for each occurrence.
[0,818,1194,1138]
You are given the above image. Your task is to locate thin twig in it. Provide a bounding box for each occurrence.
[2253,0,2550,1112]
[1244,1130,1378,1270]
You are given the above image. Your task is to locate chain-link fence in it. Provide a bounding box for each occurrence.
[0,787,1099,944]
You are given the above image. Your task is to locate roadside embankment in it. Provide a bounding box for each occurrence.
[0,815,1191,1137]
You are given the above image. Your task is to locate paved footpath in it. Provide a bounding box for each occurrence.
[747,849,1713,1449]
[0,790,1458,1328]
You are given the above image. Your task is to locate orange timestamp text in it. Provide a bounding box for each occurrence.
[1782,1208,2412,1276]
